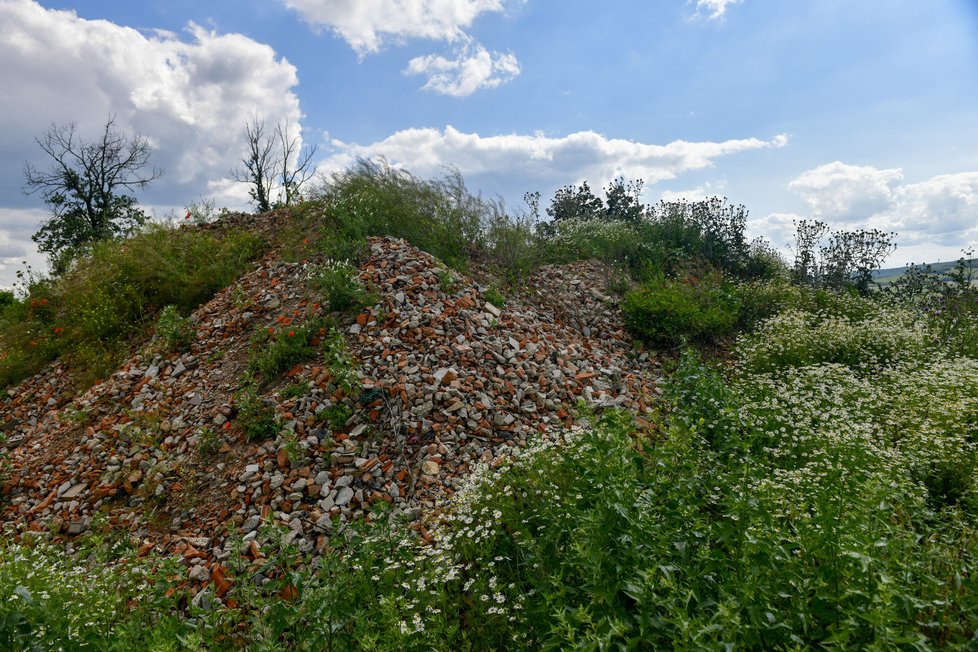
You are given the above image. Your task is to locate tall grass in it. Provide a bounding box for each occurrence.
[0,223,262,387]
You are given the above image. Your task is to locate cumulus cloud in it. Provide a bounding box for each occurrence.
[788,161,904,222]
[405,39,520,96]
[787,161,978,251]
[319,126,787,204]
[281,0,520,95]
[0,0,303,288]
[280,0,506,54]
[748,211,806,250]
[691,0,743,21]
[658,180,730,203]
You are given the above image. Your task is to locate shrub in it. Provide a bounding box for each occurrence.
[312,260,368,313]
[622,269,741,347]
[0,223,262,388]
[249,313,327,381]
[151,305,194,353]
[234,380,279,441]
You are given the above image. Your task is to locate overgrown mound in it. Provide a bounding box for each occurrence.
[0,223,657,588]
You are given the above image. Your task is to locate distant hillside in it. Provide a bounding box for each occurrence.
[873,258,978,285]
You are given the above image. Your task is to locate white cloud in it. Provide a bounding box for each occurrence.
[658,180,729,203]
[788,161,903,222]
[749,211,806,252]
[786,161,978,255]
[280,0,506,54]
[0,0,304,288]
[691,0,742,21]
[892,173,978,244]
[405,39,520,96]
[281,0,521,94]
[319,126,787,204]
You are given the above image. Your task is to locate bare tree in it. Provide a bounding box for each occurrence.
[23,116,162,265]
[232,117,318,212]
[276,119,318,207]
[231,117,277,213]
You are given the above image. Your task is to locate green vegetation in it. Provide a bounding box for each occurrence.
[4,163,978,648]
[280,380,311,400]
[0,224,262,388]
[621,268,741,347]
[321,326,360,394]
[317,160,501,271]
[311,260,369,313]
[248,312,327,382]
[150,305,195,354]
[234,378,279,442]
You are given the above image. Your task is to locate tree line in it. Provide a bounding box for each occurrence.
[21,116,896,293]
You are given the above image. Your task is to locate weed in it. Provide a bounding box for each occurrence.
[438,270,458,294]
[319,403,353,431]
[59,406,91,427]
[484,284,505,308]
[249,313,327,382]
[196,427,220,459]
[151,305,194,353]
[280,380,311,400]
[312,260,369,313]
[235,380,279,441]
[322,327,360,394]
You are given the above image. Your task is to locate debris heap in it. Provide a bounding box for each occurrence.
[1,234,658,591]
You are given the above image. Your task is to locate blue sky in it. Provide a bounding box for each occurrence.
[1,0,977,288]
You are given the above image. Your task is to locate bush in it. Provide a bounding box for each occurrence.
[312,260,369,314]
[736,305,931,375]
[0,223,262,387]
[622,269,741,348]
[248,313,327,381]
[317,159,498,271]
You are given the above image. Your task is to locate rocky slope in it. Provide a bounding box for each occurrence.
[0,226,659,597]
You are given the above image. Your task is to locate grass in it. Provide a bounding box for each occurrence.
[248,312,329,382]
[0,223,262,388]
[4,163,978,648]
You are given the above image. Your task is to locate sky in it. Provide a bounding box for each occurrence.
[1,0,977,289]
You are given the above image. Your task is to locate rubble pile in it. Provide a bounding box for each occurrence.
[1,233,659,595]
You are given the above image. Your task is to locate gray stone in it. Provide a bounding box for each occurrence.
[189,565,211,582]
[335,486,354,506]
[242,515,261,533]
[314,514,333,532]
[62,483,86,500]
